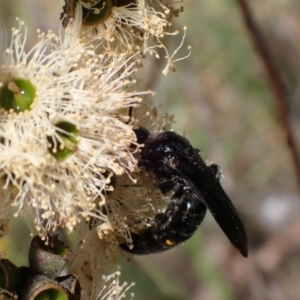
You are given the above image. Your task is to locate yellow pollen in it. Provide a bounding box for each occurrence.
[165,239,175,246]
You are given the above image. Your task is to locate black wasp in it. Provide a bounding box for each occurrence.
[119,126,248,257]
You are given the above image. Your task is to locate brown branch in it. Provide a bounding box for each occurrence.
[235,0,300,189]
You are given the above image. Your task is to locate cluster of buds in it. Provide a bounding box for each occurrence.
[0,0,188,298]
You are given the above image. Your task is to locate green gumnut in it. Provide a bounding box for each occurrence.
[0,78,36,112]
[82,0,113,25]
[48,122,79,161]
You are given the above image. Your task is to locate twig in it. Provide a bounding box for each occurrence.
[235,0,300,189]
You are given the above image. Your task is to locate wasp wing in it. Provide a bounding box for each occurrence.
[178,146,248,257]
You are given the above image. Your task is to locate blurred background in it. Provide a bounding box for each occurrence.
[1,0,300,299]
